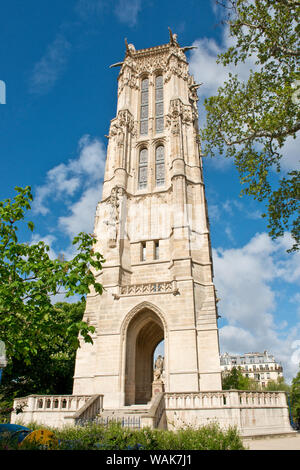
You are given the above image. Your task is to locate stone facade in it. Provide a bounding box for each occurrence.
[220,351,284,388]
[72,34,222,408]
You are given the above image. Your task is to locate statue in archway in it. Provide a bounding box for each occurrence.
[153,355,164,382]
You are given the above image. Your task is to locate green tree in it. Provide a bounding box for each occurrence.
[222,367,259,390]
[290,367,300,422]
[202,0,300,251]
[263,376,290,392]
[0,186,104,364]
[0,301,89,421]
[0,301,87,408]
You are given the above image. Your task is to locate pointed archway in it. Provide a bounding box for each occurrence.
[124,305,165,405]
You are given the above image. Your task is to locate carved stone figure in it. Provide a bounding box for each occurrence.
[104,203,118,247]
[117,128,124,147]
[153,355,164,382]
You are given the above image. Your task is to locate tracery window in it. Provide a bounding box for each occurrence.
[155,145,165,186]
[155,75,164,133]
[140,78,149,135]
[138,148,148,189]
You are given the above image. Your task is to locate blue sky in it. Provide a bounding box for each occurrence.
[1,0,299,381]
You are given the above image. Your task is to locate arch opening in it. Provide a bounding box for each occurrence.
[125,307,164,405]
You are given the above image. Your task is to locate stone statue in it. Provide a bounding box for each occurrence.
[153,355,164,381]
[103,203,118,247]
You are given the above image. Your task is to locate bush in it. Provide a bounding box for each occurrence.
[0,421,245,450]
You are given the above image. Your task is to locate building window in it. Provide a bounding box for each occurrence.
[155,75,164,133]
[141,242,146,261]
[154,241,159,260]
[140,78,149,135]
[155,145,165,186]
[138,148,148,189]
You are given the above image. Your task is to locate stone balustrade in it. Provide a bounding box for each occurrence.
[11,390,293,435]
[164,390,286,409]
[14,394,92,412]
[11,394,104,428]
[163,390,292,436]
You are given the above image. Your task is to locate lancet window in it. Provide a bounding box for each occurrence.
[155,75,164,133]
[140,78,149,135]
[138,148,148,189]
[155,145,165,186]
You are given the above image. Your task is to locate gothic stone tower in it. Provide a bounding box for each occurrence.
[73,33,222,409]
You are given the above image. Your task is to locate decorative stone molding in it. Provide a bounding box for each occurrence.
[164,56,188,83]
[120,301,168,340]
[165,99,195,135]
[109,110,135,141]
[118,41,188,88]
[118,280,178,297]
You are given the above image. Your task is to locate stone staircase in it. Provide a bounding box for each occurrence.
[96,404,151,428]
[95,394,166,429]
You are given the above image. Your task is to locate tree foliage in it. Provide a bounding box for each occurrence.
[263,376,290,392]
[222,367,259,390]
[290,367,300,422]
[0,186,104,364]
[202,0,300,251]
[0,301,87,413]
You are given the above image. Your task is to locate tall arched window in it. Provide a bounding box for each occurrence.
[138,148,148,189]
[155,145,165,186]
[155,75,164,133]
[140,78,149,135]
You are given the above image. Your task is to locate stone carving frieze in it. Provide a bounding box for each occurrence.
[109,110,135,145]
[135,53,168,75]
[119,280,178,296]
[118,61,139,95]
[164,54,189,83]
[165,99,195,135]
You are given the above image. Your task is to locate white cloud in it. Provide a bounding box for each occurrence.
[29,34,71,95]
[33,135,106,216]
[114,0,141,27]
[189,26,257,120]
[280,134,300,171]
[75,0,141,26]
[213,232,300,381]
[59,185,102,238]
